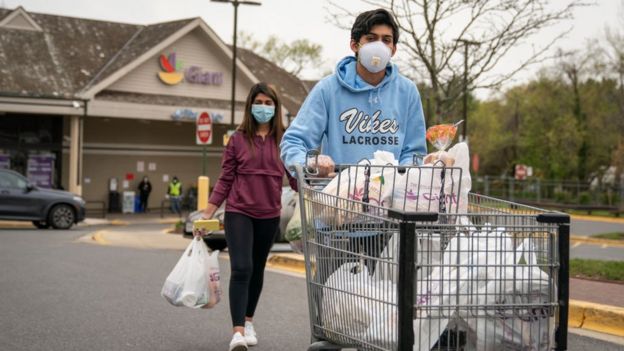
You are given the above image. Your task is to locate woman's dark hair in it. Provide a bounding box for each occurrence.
[238,82,285,153]
[351,8,399,45]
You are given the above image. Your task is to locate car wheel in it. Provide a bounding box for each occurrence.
[49,204,75,230]
[203,237,227,251]
[32,221,50,229]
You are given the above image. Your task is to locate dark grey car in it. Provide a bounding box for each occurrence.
[0,169,86,229]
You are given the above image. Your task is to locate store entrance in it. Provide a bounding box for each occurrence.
[0,114,63,189]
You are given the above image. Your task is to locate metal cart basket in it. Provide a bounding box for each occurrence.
[292,162,569,351]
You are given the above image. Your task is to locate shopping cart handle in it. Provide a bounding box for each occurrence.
[536,213,570,224]
[288,163,349,174]
[387,210,438,222]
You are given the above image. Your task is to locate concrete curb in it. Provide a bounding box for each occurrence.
[267,253,306,275]
[0,219,113,229]
[269,253,624,337]
[1,217,183,230]
[570,215,624,224]
[0,221,39,229]
[569,299,624,337]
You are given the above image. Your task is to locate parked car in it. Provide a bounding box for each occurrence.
[184,187,297,251]
[0,169,86,229]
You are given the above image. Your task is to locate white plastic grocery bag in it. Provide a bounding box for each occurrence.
[384,142,471,214]
[318,151,399,224]
[463,238,553,351]
[322,150,398,203]
[322,262,397,343]
[285,195,303,253]
[161,237,221,308]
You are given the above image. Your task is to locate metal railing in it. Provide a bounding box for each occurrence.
[473,176,623,214]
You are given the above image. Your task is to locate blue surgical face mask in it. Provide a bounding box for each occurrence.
[251,104,275,124]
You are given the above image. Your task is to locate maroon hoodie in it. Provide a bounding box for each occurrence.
[209,131,297,219]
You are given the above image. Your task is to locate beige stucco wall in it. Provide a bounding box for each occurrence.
[63,117,224,211]
[107,28,253,103]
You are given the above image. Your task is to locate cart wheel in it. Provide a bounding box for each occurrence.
[308,341,343,351]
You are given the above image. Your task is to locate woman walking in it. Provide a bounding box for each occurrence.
[196,82,296,351]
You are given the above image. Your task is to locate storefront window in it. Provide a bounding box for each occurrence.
[0,114,62,189]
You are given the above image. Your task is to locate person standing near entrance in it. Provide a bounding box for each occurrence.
[137,176,152,212]
[196,82,296,351]
[167,176,182,216]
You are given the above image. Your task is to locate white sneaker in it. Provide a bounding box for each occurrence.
[229,332,247,351]
[244,321,258,346]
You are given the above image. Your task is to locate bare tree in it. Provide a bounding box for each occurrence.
[326,0,588,123]
[238,31,323,77]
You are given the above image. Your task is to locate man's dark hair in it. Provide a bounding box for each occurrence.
[351,8,399,45]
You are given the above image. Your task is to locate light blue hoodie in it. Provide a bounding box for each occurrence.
[280,56,427,167]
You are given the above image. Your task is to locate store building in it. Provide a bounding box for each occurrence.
[0,6,309,211]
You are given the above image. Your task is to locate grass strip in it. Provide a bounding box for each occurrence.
[592,232,624,241]
[570,259,624,282]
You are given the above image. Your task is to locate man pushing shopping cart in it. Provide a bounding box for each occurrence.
[280,8,569,351]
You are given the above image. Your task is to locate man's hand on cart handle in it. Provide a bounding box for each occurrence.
[312,154,336,177]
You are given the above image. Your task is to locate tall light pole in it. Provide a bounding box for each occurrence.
[211,0,261,128]
[454,38,480,141]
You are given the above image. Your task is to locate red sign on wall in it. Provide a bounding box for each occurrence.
[196,112,213,145]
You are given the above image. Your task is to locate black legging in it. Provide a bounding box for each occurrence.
[224,211,279,327]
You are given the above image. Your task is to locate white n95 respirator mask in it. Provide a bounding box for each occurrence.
[358,41,392,73]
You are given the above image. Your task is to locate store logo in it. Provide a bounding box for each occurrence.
[158,53,184,85]
[157,52,224,86]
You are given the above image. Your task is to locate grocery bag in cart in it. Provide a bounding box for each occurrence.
[461,238,554,351]
[317,151,398,224]
[383,142,471,214]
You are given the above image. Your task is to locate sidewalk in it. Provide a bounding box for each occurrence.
[570,278,624,307]
[94,212,185,225]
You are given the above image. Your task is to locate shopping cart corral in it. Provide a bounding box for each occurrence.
[291,162,570,351]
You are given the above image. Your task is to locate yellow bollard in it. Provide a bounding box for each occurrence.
[197,176,210,211]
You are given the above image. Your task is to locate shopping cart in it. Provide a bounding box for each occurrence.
[292,160,569,351]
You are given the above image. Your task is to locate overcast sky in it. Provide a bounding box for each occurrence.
[3,0,622,96]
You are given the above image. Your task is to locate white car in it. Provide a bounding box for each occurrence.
[184,187,297,251]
